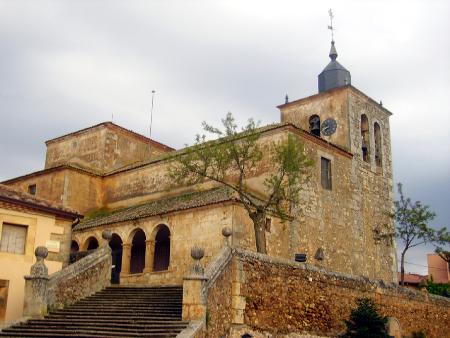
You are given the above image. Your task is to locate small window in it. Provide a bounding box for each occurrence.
[0,223,27,255]
[309,115,321,137]
[321,157,332,190]
[27,184,36,195]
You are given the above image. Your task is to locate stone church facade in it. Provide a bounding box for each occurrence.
[2,43,398,288]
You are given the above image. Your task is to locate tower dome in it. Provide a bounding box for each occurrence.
[318,41,351,93]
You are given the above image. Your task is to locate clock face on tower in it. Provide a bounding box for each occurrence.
[321,118,337,136]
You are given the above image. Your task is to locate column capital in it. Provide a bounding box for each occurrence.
[122,243,132,248]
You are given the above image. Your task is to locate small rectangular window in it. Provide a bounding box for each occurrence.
[321,157,332,190]
[0,223,27,255]
[28,184,36,195]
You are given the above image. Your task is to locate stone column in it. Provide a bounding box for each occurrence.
[182,246,208,322]
[121,243,132,276]
[23,247,49,318]
[143,240,155,273]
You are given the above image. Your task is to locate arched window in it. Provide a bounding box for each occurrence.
[130,229,146,274]
[374,122,382,167]
[85,237,99,251]
[309,115,321,137]
[153,225,171,272]
[70,240,79,253]
[109,233,123,284]
[360,114,370,162]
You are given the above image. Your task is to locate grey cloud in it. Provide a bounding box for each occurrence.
[0,0,449,271]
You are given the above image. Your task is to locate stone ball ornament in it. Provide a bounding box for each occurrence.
[35,246,49,260]
[102,230,113,241]
[221,226,232,238]
[191,245,205,261]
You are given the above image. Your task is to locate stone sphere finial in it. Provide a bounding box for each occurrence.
[222,226,232,238]
[35,246,48,260]
[191,245,205,261]
[102,230,112,241]
[190,245,205,276]
[31,246,48,277]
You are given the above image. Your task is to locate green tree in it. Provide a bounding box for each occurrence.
[343,298,389,338]
[168,113,313,253]
[394,183,449,285]
[435,246,450,264]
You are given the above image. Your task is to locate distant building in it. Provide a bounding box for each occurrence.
[397,272,428,289]
[428,253,450,284]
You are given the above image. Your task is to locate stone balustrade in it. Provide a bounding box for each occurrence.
[23,230,112,317]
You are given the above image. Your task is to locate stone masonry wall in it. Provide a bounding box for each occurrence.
[236,250,449,338]
[45,123,160,174]
[47,246,111,309]
[206,258,233,337]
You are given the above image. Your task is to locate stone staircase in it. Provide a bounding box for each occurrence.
[0,286,188,337]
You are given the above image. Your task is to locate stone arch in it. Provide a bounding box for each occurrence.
[70,240,79,253]
[309,115,321,137]
[374,122,382,167]
[109,233,123,284]
[152,224,171,272]
[386,317,402,338]
[129,228,146,274]
[83,236,99,251]
[360,114,370,162]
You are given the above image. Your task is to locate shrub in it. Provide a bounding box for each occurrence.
[343,298,389,338]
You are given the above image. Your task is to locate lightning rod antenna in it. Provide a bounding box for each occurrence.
[149,90,156,139]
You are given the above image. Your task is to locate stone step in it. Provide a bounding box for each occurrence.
[8,322,187,331]
[74,297,183,305]
[0,286,187,336]
[0,327,181,337]
[28,318,188,326]
[51,309,181,316]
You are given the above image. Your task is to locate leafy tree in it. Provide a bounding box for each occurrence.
[435,246,450,264]
[343,298,389,338]
[394,183,449,285]
[168,113,313,253]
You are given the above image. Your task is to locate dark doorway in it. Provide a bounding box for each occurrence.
[130,229,146,274]
[86,237,99,251]
[153,225,170,271]
[70,240,79,253]
[109,234,123,284]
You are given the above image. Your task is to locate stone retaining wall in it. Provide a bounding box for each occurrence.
[235,249,449,338]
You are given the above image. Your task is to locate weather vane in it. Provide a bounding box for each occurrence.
[328,9,335,42]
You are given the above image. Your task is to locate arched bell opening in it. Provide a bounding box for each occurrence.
[130,229,146,274]
[374,122,382,167]
[153,225,171,272]
[109,233,123,284]
[361,114,370,162]
[309,115,321,137]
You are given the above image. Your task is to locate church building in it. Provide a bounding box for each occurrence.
[1,40,398,299]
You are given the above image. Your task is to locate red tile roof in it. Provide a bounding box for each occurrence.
[398,272,428,285]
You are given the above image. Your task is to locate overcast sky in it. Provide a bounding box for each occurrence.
[0,0,448,275]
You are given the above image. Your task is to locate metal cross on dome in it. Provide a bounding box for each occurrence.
[328,9,335,42]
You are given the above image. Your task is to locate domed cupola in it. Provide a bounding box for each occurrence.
[318,41,351,93]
